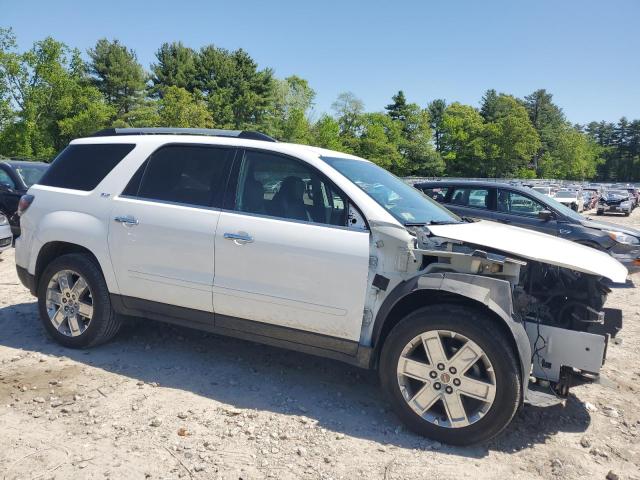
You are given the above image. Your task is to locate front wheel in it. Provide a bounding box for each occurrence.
[379,304,521,445]
[37,253,122,348]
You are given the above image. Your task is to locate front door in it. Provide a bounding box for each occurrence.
[494,189,558,235]
[108,144,234,313]
[213,149,370,342]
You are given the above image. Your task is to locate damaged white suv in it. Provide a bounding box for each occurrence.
[15,128,626,445]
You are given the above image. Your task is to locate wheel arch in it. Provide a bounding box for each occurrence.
[35,242,102,289]
[369,273,531,396]
[29,210,119,294]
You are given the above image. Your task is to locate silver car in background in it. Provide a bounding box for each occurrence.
[0,213,13,255]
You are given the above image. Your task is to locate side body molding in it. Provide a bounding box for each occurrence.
[371,272,532,394]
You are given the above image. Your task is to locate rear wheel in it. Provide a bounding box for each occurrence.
[379,304,521,445]
[37,254,122,348]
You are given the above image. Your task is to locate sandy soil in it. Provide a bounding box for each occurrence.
[1,212,639,480]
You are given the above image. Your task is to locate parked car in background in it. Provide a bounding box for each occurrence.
[597,189,634,216]
[531,186,554,197]
[0,212,12,255]
[625,187,639,208]
[554,189,584,212]
[415,180,640,267]
[0,160,49,236]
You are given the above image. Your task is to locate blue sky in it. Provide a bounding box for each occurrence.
[3,0,639,124]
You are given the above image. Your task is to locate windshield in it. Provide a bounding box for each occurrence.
[322,156,461,225]
[14,164,47,187]
[555,191,577,198]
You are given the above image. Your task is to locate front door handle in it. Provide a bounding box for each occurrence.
[114,215,139,226]
[224,232,253,244]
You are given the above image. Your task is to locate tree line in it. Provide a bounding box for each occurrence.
[0,28,638,180]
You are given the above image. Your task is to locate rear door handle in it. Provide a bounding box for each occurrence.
[114,215,139,226]
[224,232,253,244]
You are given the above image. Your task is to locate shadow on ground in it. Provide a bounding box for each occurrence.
[0,301,590,458]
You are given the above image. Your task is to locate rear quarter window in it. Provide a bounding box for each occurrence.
[39,144,135,191]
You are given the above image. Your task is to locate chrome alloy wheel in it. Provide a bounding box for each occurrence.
[396,329,497,428]
[46,269,94,337]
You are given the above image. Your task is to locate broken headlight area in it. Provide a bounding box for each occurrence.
[514,261,622,397]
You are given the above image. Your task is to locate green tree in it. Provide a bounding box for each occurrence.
[428,99,446,153]
[353,112,405,173]
[539,127,602,179]
[0,31,113,159]
[150,42,198,95]
[386,91,443,175]
[482,95,540,177]
[332,91,364,138]
[311,115,346,151]
[271,75,315,140]
[158,86,212,128]
[440,103,486,176]
[479,89,499,121]
[88,39,147,115]
[195,45,274,129]
[523,89,565,174]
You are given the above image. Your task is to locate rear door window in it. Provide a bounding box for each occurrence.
[448,187,493,209]
[39,144,135,191]
[125,145,234,208]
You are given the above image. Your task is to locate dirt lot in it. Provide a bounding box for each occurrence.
[1,213,640,480]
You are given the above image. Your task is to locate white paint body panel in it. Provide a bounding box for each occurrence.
[429,219,628,283]
[108,197,219,312]
[213,211,370,340]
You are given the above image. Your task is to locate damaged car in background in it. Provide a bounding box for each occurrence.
[15,129,627,446]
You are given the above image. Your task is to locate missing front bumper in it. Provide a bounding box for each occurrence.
[524,321,608,383]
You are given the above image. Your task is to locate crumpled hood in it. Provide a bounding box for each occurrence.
[429,220,628,283]
[581,217,640,238]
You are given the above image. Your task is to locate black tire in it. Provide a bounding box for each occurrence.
[624,212,630,217]
[37,253,122,348]
[596,210,604,215]
[379,304,521,446]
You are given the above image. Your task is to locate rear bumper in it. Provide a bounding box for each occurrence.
[16,264,36,296]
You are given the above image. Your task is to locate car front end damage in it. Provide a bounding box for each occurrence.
[364,220,624,406]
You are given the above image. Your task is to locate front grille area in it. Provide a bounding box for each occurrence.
[0,237,12,248]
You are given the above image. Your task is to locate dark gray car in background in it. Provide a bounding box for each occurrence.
[415,180,640,268]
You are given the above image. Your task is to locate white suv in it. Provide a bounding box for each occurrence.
[15,128,626,445]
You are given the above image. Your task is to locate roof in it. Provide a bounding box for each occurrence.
[90,127,276,143]
[73,129,367,165]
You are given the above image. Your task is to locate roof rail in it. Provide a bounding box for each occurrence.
[89,127,276,142]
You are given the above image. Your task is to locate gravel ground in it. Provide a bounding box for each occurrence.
[1,212,640,480]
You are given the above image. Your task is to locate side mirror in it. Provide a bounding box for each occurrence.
[0,182,14,192]
[538,210,555,221]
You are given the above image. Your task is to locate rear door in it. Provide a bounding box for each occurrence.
[494,188,558,235]
[108,144,234,315]
[444,186,496,221]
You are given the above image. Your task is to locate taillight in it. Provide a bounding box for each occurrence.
[17,194,34,216]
